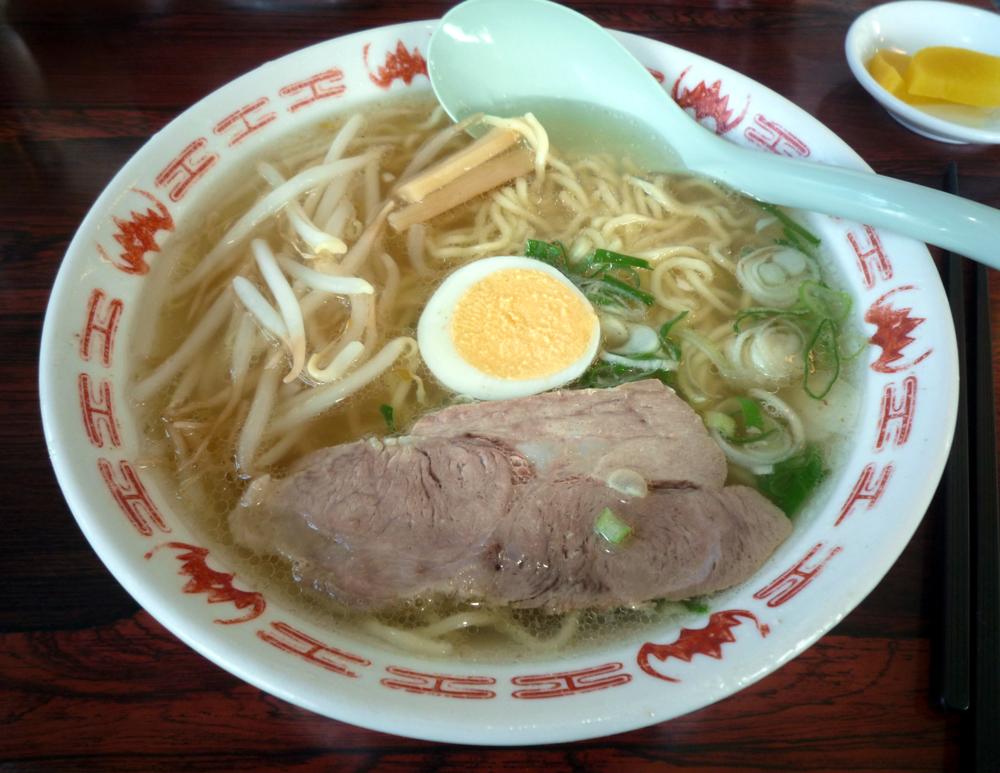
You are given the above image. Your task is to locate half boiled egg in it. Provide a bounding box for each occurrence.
[417,256,600,400]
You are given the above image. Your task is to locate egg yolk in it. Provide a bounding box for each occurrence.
[449,268,596,380]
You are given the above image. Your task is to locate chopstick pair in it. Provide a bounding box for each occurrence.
[936,161,999,772]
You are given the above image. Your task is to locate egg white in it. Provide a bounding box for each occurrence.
[417,256,601,400]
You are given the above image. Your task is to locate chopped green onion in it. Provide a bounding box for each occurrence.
[737,396,764,430]
[733,306,810,333]
[659,310,688,338]
[704,410,737,437]
[804,318,840,399]
[525,238,567,267]
[600,274,654,306]
[647,369,675,386]
[757,445,826,517]
[595,507,632,545]
[779,229,810,255]
[838,329,869,361]
[525,241,656,315]
[758,202,821,246]
[723,428,778,445]
[575,360,674,389]
[378,403,396,433]
[631,349,669,361]
[612,265,643,287]
[659,341,681,362]
[708,396,783,445]
[730,278,853,401]
[590,248,652,269]
[799,281,851,323]
[657,310,687,361]
[682,598,710,614]
[585,289,619,307]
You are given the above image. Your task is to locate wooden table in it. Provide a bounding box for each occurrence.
[2,1,998,769]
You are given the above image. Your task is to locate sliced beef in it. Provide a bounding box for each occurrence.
[230,380,792,611]
[232,436,519,608]
[411,379,727,489]
[492,480,791,610]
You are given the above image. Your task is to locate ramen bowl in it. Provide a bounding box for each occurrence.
[39,20,957,745]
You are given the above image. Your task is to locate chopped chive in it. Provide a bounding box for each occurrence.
[600,274,654,305]
[595,507,632,545]
[378,403,396,432]
[682,598,710,614]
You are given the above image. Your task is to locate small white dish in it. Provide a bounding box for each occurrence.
[845,0,1000,144]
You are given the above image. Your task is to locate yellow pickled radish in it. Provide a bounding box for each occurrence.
[880,49,912,76]
[867,50,910,98]
[903,46,1000,108]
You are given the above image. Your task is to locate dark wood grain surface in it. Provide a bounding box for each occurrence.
[2,0,998,769]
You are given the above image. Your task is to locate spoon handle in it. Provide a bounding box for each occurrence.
[698,143,1000,268]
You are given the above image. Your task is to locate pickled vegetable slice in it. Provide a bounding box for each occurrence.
[866,50,909,98]
[904,46,1000,108]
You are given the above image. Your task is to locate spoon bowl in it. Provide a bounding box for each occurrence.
[429,0,688,169]
[429,0,1000,267]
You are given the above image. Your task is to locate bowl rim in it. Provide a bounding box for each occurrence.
[39,19,959,745]
[844,0,1000,144]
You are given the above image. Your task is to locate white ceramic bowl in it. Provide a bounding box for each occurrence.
[846,0,1000,144]
[40,20,957,744]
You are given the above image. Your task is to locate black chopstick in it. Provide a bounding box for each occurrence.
[938,162,1000,770]
[971,236,999,770]
[939,161,971,713]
